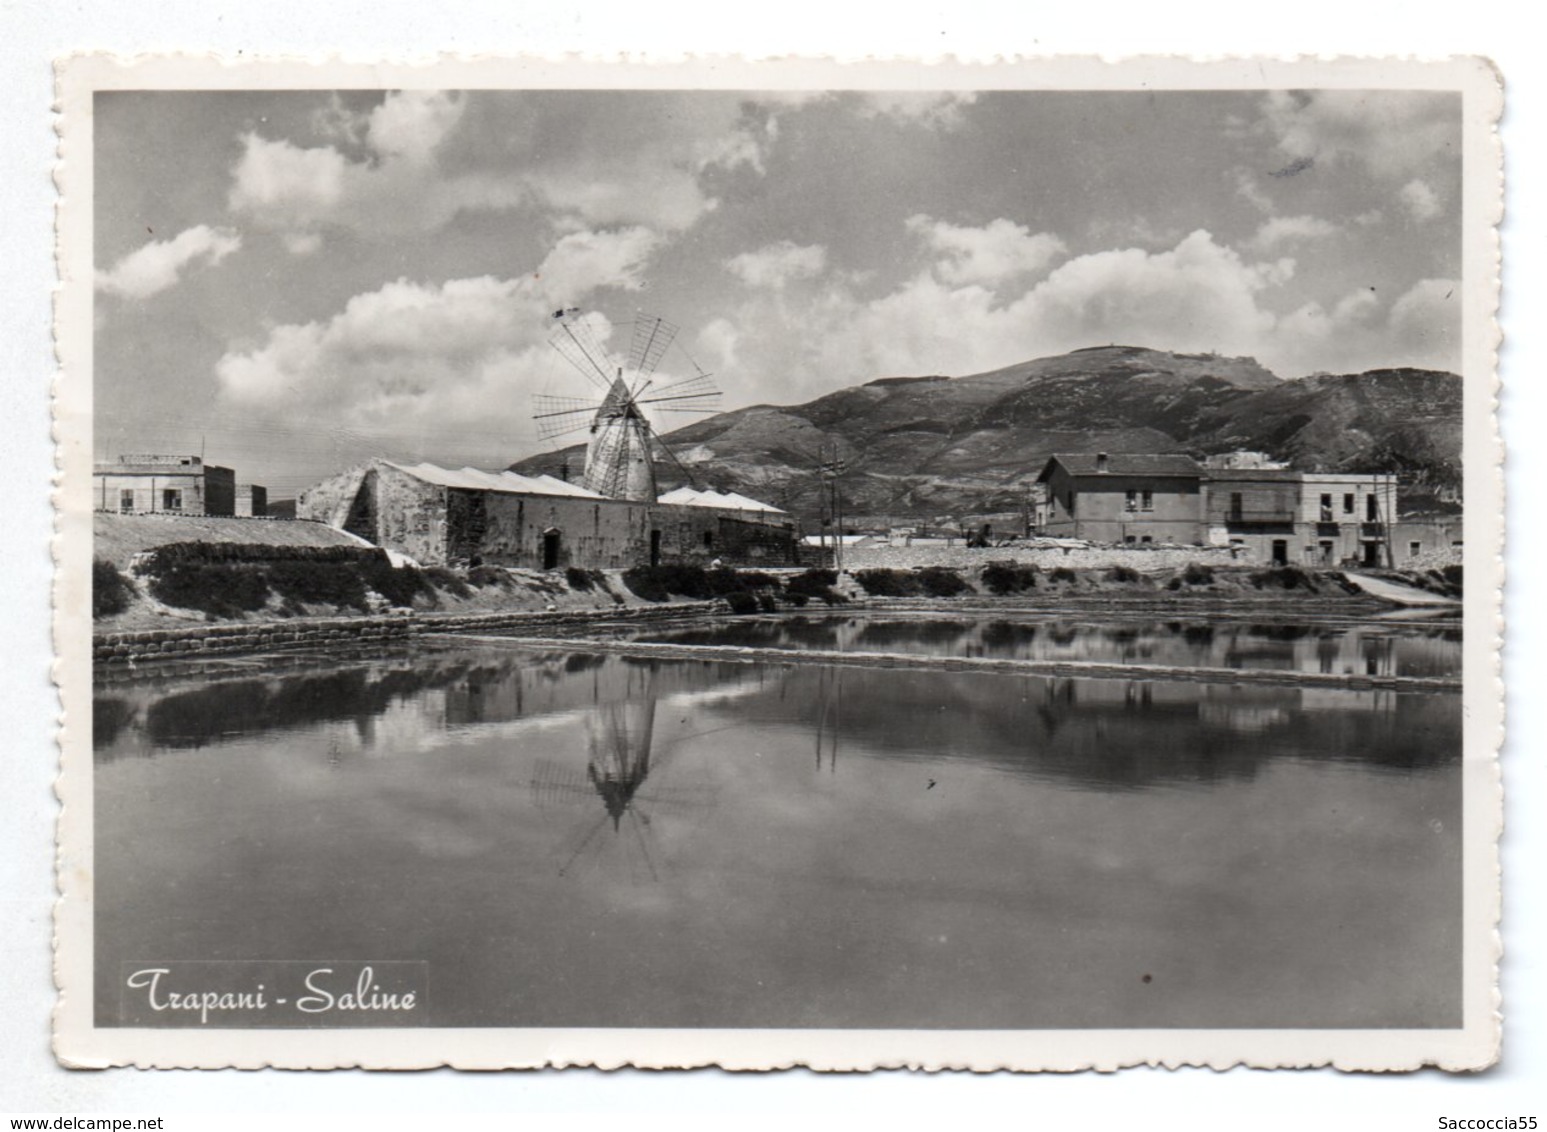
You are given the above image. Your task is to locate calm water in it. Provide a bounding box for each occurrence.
[611,613,1463,679]
[94,619,1461,1030]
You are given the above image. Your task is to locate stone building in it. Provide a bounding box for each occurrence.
[234,484,268,517]
[1036,451,1405,565]
[1203,469,1399,567]
[93,454,236,516]
[297,459,798,570]
[1037,453,1208,544]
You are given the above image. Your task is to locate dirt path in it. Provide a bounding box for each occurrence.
[1343,571,1462,607]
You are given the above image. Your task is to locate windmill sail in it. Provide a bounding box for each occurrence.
[534,310,722,502]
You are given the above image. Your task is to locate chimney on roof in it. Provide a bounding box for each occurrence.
[1096,452,1109,473]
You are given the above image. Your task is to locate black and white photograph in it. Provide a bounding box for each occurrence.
[53,56,1501,1072]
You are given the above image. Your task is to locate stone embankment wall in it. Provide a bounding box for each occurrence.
[94,603,722,665]
[843,542,1243,572]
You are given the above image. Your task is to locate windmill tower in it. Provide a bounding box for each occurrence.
[533,309,721,501]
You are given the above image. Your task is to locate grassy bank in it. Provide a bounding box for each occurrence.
[95,541,1459,631]
[95,542,639,629]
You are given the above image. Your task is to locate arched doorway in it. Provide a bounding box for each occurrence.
[542,528,562,570]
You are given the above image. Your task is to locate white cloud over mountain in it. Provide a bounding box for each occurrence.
[908,216,1067,287]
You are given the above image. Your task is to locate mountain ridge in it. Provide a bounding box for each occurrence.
[512,345,1461,522]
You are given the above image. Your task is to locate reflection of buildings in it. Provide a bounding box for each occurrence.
[641,613,1461,680]
[763,660,1458,792]
[96,627,1460,810]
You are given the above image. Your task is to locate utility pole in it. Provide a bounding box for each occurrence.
[819,447,849,572]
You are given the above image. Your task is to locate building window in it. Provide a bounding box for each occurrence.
[1124,489,1137,512]
[1409,541,1422,558]
[1320,493,1333,522]
[1366,494,1379,521]
[1141,489,1153,512]
[1139,535,1152,545]
[1343,493,1355,514]
[119,489,133,513]
[703,530,714,550]
[1124,534,1136,544]
[1229,492,1243,521]
[162,488,183,511]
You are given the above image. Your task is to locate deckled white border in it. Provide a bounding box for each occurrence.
[52,53,1504,1072]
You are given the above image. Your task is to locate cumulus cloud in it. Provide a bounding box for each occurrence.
[1389,277,1458,355]
[725,241,828,290]
[1399,178,1443,222]
[228,121,524,240]
[215,227,661,444]
[1257,89,1460,178]
[228,90,722,243]
[714,227,1459,403]
[366,90,466,165]
[856,91,980,129]
[719,230,1292,400]
[908,215,1066,287]
[535,227,662,300]
[1245,214,1340,253]
[96,224,242,299]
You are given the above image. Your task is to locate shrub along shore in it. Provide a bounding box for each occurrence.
[93,541,1461,632]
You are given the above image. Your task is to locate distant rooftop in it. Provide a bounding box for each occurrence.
[1040,453,1203,479]
[94,454,232,475]
[383,461,605,499]
[658,486,787,514]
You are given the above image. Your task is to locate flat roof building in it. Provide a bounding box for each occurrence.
[1036,452,1402,565]
[93,455,236,517]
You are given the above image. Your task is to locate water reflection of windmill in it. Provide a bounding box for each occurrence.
[533,310,722,502]
[529,664,713,880]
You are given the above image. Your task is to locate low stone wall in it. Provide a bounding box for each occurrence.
[842,542,1243,572]
[93,601,725,665]
[93,614,414,665]
[416,601,723,635]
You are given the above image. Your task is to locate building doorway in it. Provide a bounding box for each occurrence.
[1318,540,1334,565]
[1362,541,1381,568]
[542,528,562,570]
[1271,539,1289,566]
[649,529,662,567]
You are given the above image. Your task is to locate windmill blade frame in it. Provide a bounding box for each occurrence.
[549,314,619,393]
[532,394,606,442]
[626,314,679,394]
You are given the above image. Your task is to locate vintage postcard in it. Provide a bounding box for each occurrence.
[54,55,1502,1071]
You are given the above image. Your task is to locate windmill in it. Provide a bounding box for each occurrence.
[532,309,722,501]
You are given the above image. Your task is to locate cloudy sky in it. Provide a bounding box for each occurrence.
[94,87,1461,494]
